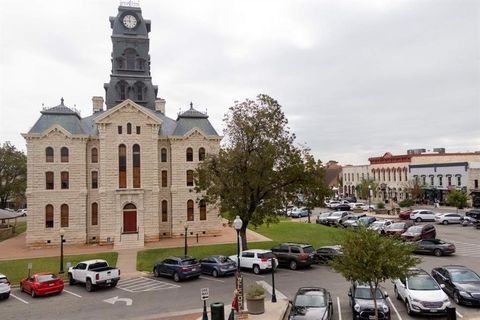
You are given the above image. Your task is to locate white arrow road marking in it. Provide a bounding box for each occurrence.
[336,297,342,320]
[63,289,82,298]
[387,296,402,320]
[10,293,29,304]
[103,296,133,306]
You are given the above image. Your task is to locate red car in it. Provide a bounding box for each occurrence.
[398,209,413,220]
[20,272,64,297]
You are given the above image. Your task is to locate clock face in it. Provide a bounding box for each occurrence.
[123,15,137,29]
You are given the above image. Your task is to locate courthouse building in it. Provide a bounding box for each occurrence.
[22,4,223,249]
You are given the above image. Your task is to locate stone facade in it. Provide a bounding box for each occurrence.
[341,165,370,198]
[21,4,223,249]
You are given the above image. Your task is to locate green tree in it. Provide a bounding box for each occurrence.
[446,189,469,210]
[356,179,378,200]
[195,94,329,249]
[0,142,27,209]
[329,228,420,320]
[403,179,425,202]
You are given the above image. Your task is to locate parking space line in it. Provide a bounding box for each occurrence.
[336,297,342,320]
[199,276,225,283]
[10,293,29,304]
[123,280,160,290]
[119,278,151,285]
[387,297,402,320]
[277,269,305,274]
[118,278,144,285]
[63,289,82,298]
[128,282,168,290]
[456,310,463,318]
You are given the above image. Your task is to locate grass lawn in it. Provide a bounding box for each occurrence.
[137,222,345,271]
[0,252,118,285]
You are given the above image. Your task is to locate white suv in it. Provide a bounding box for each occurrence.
[393,268,450,315]
[229,249,278,274]
[0,273,11,299]
[409,210,436,222]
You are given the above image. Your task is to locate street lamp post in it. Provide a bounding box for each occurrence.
[233,216,244,312]
[368,185,372,213]
[184,222,188,256]
[271,257,277,302]
[59,228,65,274]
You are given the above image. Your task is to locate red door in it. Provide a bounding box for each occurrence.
[123,204,137,233]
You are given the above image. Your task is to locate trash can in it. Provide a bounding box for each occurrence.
[210,302,225,320]
[446,306,456,320]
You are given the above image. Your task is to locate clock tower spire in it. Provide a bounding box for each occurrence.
[104,3,158,110]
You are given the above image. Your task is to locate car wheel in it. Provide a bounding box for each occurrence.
[153,267,160,278]
[394,285,400,300]
[443,220,448,225]
[212,269,219,278]
[406,300,413,315]
[31,289,36,298]
[86,279,94,292]
[289,260,298,270]
[434,249,442,257]
[453,291,461,304]
[68,273,75,285]
[173,272,180,282]
[416,217,422,222]
[253,264,261,275]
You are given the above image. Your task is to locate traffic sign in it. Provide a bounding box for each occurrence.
[201,287,209,300]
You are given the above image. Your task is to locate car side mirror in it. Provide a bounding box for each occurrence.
[348,291,352,296]
[440,284,445,289]
[384,292,389,297]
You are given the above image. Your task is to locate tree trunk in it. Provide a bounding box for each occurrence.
[240,224,248,251]
[370,284,379,320]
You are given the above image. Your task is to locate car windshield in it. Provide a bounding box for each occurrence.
[371,221,383,227]
[331,212,343,217]
[407,226,422,233]
[320,213,331,218]
[302,246,315,254]
[37,274,57,282]
[354,287,384,299]
[407,274,440,290]
[0,278,8,284]
[182,259,198,265]
[294,292,326,307]
[450,270,480,282]
[390,223,406,229]
[258,252,275,259]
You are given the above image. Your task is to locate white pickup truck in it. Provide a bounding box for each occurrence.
[68,259,120,292]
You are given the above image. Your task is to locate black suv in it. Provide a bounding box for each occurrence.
[466,210,480,229]
[348,281,391,320]
[271,243,316,270]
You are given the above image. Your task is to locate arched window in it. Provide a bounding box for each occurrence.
[186,170,194,186]
[119,144,127,188]
[45,205,54,228]
[186,148,193,162]
[46,147,54,162]
[46,171,54,190]
[127,123,132,134]
[61,204,69,228]
[161,200,168,222]
[119,81,128,100]
[91,148,98,163]
[161,148,167,162]
[125,48,137,69]
[91,171,98,189]
[198,147,205,161]
[187,200,194,221]
[91,202,98,226]
[134,82,145,101]
[133,144,141,188]
[61,147,69,162]
[199,200,206,221]
[61,171,69,189]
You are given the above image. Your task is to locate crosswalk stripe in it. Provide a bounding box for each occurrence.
[116,276,180,292]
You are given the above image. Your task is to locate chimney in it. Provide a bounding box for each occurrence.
[155,98,166,114]
[92,96,104,113]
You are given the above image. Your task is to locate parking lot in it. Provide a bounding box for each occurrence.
[1,220,480,320]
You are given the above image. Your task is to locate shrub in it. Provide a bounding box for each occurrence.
[376,202,385,209]
[398,199,415,208]
[246,282,265,299]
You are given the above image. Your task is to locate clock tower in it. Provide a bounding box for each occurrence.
[104,3,158,110]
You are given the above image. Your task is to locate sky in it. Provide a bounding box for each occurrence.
[1,0,479,165]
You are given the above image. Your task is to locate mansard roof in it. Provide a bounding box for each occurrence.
[173,103,218,136]
[29,98,87,135]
